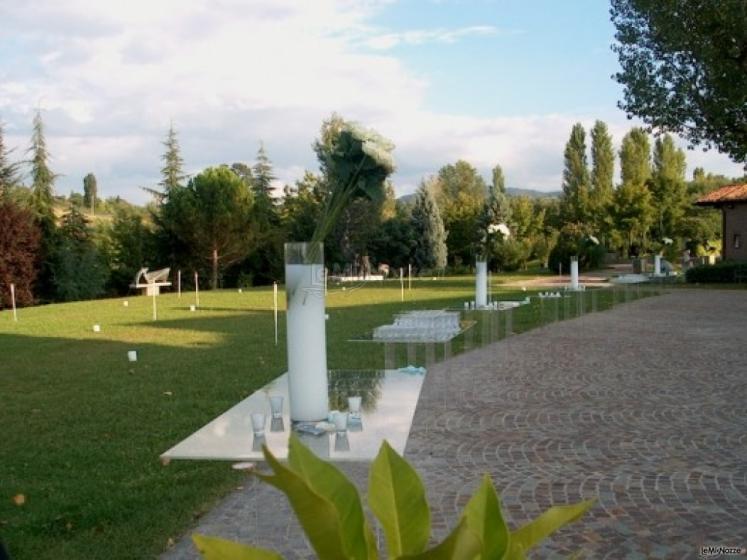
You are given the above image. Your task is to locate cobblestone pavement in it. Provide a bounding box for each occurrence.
[163,290,747,559]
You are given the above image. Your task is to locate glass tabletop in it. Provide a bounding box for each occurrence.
[160,368,426,462]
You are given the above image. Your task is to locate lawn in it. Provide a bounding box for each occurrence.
[0,275,653,559]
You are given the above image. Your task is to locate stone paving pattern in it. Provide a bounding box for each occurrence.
[163,290,747,559]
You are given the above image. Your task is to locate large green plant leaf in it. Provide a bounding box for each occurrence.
[368,440,430,557]
[254,445,349,560]
[397,518,480,560]
[287,434,378,560]
[509,500,595,555]
[462,475,509,560]
[192,534,283,560]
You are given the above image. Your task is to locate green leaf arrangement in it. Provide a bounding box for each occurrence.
[193,434,594,560]
[307,123,395,261]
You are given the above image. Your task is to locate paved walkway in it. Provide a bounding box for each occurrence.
[164,290,747,559]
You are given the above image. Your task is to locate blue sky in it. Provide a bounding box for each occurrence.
[0,0,742,202]
[369,0,621,117]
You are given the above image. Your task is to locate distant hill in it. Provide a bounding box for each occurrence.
[397,187,560,205]
[507,187,561,199]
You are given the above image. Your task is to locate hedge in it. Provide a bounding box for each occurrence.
[685,261,747,283]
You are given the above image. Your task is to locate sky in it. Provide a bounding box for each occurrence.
[0,0,743,204]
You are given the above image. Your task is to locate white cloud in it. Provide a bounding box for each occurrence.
[0,0,742,203]
[364,25,506,50]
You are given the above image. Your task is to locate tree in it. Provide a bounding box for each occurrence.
[432,160,486,266]
[614,128,655,253]
[560,123,591,225]
[411,181,447,271]
[0,201,41,307]
[282,171,326,243]
[102,206,156,293]
[83,173,98,215]
[589,120,615,241]
[51,206,108,301]
[28,110,56,224]
[158,123,187,196]
[163,166,254,289]
[368,202,416,270]
[611,0,747,164]
[485,164,511,226]
[0,121,20,199]
[253,142,276,200]
[27,110,58,300]
[651,134,688,240]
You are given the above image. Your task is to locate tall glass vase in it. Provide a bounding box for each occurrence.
[285,242,329,422]
[475,260,488,308]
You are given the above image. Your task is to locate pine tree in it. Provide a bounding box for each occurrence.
[560,123,591,225]
[411,181,447,271]
[651,134,687,240]
[83,173,98,215]
[0,122,20,198]
[253,142,275,200]
[28,110,56,222]
[590,120,615,240]
[158,123,187,195]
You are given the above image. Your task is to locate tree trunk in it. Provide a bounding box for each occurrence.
[211,248,218,290]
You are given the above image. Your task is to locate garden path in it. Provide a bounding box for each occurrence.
[163,289,747,559]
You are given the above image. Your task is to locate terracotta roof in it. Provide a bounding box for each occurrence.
[695,183,747,206]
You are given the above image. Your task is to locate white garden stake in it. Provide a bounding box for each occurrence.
[273,281,278,346]
[10,283,17,322]
[177,270,182,299]
[194,272,200,307]
[400,268,404,301]
[408,264,412,291]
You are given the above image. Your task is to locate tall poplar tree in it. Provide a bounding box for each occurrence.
[590,120,615,240]
[651,134,687,239]
[0,122,20,198]
[614,127,655,253]
[411,181,447,271]
[560,123,591,225]
[83,172,98,215]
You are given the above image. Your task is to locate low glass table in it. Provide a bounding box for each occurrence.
[160,369,426,463]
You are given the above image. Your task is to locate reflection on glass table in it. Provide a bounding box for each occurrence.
[160,368,426,463]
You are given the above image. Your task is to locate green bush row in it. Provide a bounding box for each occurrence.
[685,261,747,283]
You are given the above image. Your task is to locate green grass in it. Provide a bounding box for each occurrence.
[0,276,654,559]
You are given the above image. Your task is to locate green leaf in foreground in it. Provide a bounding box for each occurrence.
[368,440,430,557]
[287,433,378,560]
[192,534,283,560]
[462,474,509,559]
[398,518,480,560]
[509,499,596,555]
[254,445,348,560]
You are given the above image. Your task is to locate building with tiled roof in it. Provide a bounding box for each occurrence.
[696,184,747,261]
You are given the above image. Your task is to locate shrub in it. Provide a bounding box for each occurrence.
[686,261,747,283]
[193,435,594,560]
[0,201,42,307]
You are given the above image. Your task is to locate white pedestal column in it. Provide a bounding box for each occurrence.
[654,254,662,276]
[285,243,329,422]
[570,257,580,291]
[475,260,488,308]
